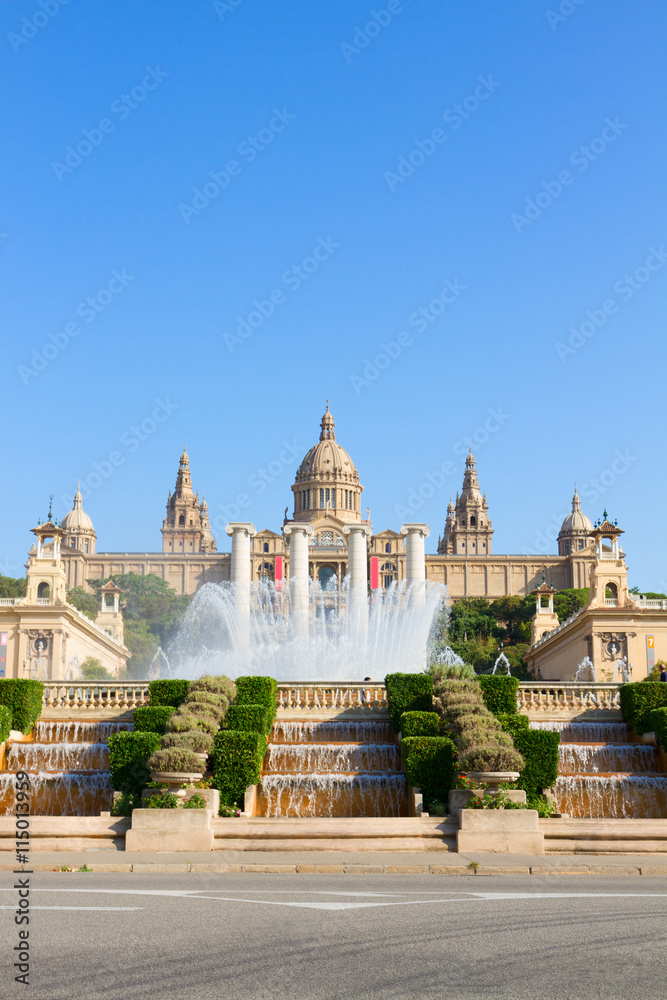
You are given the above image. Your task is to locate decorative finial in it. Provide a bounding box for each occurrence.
[48,494,53,522]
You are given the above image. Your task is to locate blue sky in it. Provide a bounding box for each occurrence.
[2,0,666,588]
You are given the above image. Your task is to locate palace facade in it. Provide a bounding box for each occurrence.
[59,404,597,601]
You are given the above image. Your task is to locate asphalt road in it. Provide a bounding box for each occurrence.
[1,873,666,1000]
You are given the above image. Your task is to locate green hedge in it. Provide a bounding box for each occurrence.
[399,711,440,738]
[226,703,270,735]
[235,676,277,725]
[620,682,667,734]
[385,673,433,733]
[0,705,11,744]
[499,716,560,799]
[133,706,176,735]
[108,731,162,793]
[148,679,191,708]
[401,735,456,808]
[212,730,266,806]
[0,679,44,734]
[648,708,667,751]
[477,676,520,717]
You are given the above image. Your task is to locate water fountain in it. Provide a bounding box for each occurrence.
[492,650,511,675]
[573,655,597,682]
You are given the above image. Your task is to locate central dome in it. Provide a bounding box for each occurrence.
[292,403,363,523]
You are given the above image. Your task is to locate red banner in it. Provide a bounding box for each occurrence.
[370,556,379,590]
[275,555,283,590]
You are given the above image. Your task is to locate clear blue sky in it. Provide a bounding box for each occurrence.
[2,0,666,588]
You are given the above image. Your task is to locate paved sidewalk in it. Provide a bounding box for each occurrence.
[2,849,667,874]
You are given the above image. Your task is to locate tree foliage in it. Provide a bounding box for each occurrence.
[67,586,99,620]
[0,575,27,599]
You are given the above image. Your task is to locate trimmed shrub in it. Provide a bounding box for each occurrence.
[165,711,200,734]
[161,730,214,754]
[193,716,219,737]
[147,747,203,773]
[458,745,525,773]
[133,706,175,735]
[0,679,44,734]
[185,700,226,722]
[620,682,667,734]
[235,676,278,726]
[649,707,667,751]
[148,679,190,708]
[457,728,514,752]
[184,690,228,709]
[0,705,12,744]
[440,703,489,724]
[401,736,456,808]
[190,675,236,702]
[499,715,560,798]
[385,673,433,733]
[497,712,530,733]
[108,731,161,793]
[477,676,520,716]
[226,703,270,735]
[212,730,266,806]
[400,711,439,738]
[428,663,476,682]
[433,678,479,698]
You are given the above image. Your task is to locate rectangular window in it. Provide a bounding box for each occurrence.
[319,489,324,508]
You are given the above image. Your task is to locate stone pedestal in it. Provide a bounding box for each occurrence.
[126,809,213,852]
[456,809,544,854]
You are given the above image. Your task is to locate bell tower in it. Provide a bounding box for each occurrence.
[25,504,68,606]
[438,449,493,555]
[161,445,217,554]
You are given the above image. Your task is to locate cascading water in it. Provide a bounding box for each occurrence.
[257,719,407,817]
[533,720,667,818]
[0,720,131,816]
[168,578,444,681]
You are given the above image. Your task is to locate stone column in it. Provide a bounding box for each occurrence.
[226,523,257,651]
[400,523,431,605]
[283,523,314,638]
[343,524,372,646]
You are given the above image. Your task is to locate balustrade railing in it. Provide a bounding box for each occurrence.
[36,679,623,719]
[276,683,387,713]
[41,681,149,716]
[517,682,621,718]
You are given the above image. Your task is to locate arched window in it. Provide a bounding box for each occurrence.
[605,582,618,605]
[84,541,89,553]
[385,543,391,554]
[470,516,476,527]
[318,566,336,589]
[263,542,269,553]
[37,582,50,600]
[179,515,185,526]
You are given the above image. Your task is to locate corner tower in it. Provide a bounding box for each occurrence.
[291,403,363,524]
[161,446,216,554]
[438,449,493,555]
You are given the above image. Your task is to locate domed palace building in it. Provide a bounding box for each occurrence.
[59,404,597,601]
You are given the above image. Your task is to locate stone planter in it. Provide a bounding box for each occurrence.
[457,808,544,854]
[126,808,213,852]
[149,771,203,799]
[449,772,525,813]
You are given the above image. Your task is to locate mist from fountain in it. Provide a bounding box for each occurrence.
[168,577,445,681]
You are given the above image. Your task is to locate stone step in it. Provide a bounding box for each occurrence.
[0,815,130,851]
[211,816,456,852]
